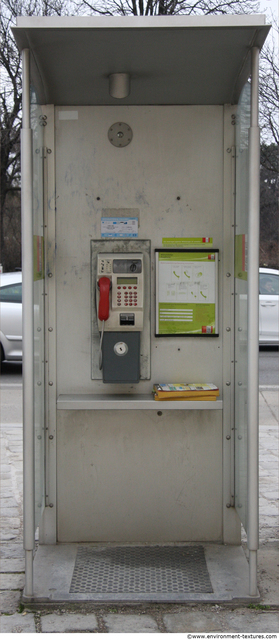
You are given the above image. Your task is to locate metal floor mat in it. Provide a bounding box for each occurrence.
[70,545,213,595]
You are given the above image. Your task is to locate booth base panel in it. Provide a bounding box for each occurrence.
[24,543,260,604]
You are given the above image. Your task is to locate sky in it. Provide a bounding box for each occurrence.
[258,0,278,48]
[258,0,278,18]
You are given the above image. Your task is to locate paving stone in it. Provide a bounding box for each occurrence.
[0,590,21,614]
[0,466,11,473]
[226,610,279,633]
[0,573,25,589]
[0,508,21,518]
[41,612,98,632]
[0,612,36,633]
[0,559,25,572]
[0,544,25,558]
[163,611,224,633]
[103,614,159,633]
[0,518,21,528]
[0,532,18,542]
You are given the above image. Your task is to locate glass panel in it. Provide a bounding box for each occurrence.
[0,283,22,302]
[31,90,45,528]
[259,273,279,295]
[234,80,251,531]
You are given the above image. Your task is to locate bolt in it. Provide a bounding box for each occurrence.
[49,435,54,440]
[226,327,231,332]
[49,503,54,508]
[49,381,53,386]
[48,327,53,332]
[226,382,231,386]
[226,273,231,277]
[226,435,231,440]
[226,503,231,508]
[48,272,53,278]
[157,411,163,417]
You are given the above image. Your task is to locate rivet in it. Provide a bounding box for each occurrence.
[49,381,53,386]
[226,435,231,440]
[48,327,53,332]
[48,272,53,278]
[37,381,42,386]
[49,435,54,440]
[226,503,231,508]
[49,503,54,508]
[157,411,163,416]
[226,327,231,332]
[226,273,231,277]
[226,381,231,386]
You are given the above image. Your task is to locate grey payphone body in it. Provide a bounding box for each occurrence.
[96,252,144,383]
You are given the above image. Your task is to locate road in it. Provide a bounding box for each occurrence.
[1,347,278,387]
[259,346,279,385]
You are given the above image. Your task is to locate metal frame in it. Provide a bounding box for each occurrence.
[247,47,260,597]
[20,34,261,599]
[21,48,34,597]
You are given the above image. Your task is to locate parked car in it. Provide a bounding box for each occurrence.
[259,267,279,345]
[0,272,22,363]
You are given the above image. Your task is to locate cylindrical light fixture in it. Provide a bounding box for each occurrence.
[109,73,130,99]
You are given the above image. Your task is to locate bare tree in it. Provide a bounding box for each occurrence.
[0,0,75,268]
[259,25,279,169]
[73,0,259,16]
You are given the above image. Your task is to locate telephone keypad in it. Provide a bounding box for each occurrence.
[115,284,139,308]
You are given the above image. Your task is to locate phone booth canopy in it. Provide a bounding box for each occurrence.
[13,14,270,603]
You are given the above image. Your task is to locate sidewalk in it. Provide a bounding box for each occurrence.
[0,387,278,633]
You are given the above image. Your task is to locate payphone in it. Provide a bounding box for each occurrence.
[96,253,144,383]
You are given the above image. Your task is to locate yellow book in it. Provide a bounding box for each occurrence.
[153,383,219,399]
[154,394,216,401]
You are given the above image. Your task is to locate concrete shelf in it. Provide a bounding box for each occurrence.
[57,394,223,410]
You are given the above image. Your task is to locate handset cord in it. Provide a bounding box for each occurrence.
[99,320,105,370]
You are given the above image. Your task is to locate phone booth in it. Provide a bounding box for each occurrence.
[13,14,270,603]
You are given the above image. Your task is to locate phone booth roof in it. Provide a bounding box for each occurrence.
[12,15,270,106]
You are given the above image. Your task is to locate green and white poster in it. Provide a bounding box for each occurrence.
[155,250,219,336]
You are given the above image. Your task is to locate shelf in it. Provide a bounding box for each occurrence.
[57,394,223,410]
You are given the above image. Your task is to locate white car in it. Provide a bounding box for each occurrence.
[259,267,279,345]
[0,272,22,363]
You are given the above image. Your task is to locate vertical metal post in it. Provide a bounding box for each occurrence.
[21,48,35,597]
[247,46,260,597]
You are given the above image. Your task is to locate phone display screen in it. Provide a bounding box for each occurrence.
[117,277,138,285]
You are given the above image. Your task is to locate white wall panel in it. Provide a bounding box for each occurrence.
[57,409,222,542]
[55,106,223,395]
[54,105,232,542]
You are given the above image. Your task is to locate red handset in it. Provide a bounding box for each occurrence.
[98,277,111,321]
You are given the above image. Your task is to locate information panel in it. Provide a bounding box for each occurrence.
[155,249,219,336]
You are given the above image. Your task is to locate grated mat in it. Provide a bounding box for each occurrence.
[70,545,213,595]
